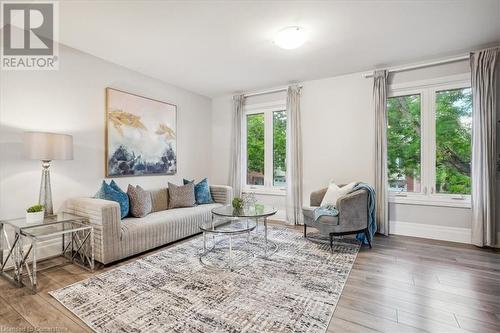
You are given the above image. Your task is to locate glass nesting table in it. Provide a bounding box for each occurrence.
[199,218,257,271]
[0,212,94,292]
[199,205,277,271]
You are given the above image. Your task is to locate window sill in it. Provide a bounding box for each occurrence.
[242,187,287,197]
[389,195,471,209]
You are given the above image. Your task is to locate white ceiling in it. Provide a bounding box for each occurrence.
[59,1,500,97]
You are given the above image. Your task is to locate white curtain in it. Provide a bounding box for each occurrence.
[470,47,499,247]
[286,85,303,225]
[230,94,245,198]
[373,70,389,236]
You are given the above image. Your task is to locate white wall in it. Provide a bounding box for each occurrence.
[0,44,212,219]
[210,60,479,243]
[301,74,374,197]
[211,72,375,218]
[210,94,232,185]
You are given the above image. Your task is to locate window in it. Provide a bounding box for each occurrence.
[387,81,472,207]
[246,113,265,185]
[387,94,422,193]
[273,111,287,187]
[435,88,472,195]
[243,102,287,193]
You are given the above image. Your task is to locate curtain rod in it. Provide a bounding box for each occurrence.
[243,85,302,98]
[362,54,470,78]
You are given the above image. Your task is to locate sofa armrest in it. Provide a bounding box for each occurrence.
[64,197,120,226]
[63,197,122,264]
[310,188,328,207]
[337,189,368,231]
[210,185,233,205]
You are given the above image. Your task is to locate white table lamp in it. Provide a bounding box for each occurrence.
[23,132,74,215]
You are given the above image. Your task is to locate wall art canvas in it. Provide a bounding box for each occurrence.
[105,88,177,177]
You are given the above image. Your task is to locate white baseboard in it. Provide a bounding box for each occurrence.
[389,221,471,244]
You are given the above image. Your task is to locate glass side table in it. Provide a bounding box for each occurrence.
[0,212,94,293]
[199,219,257,271]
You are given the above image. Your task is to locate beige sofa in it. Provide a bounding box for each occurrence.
[64,185,232,265]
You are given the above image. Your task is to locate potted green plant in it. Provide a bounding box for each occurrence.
[26,204,44,224]
[232,197,243,214]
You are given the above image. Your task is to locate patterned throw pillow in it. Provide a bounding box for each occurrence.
[94,180,129,219]
[127,185,152,218]
[168,182,196,209]
[183,178,213,205]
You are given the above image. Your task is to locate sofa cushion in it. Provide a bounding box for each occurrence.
[168,182,196,209]
[183,178,214,205]
[120,203,222,241]
[149,188,169,212]
[303,206,339,225]
[94,180,129,219]
[127,185,152,218]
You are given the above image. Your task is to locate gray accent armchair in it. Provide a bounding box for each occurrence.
[302,186,371,250]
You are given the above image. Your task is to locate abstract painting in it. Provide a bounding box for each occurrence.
[105,88,177,177]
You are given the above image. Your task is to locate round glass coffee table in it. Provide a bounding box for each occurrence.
[211,205,278,258]
[199,219,257,271]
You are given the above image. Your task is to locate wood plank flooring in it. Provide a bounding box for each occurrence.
[0,231,499,333]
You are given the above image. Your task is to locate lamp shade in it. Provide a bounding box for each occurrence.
[23,132,74,161]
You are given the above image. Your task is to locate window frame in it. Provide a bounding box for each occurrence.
[242,100,287,196]
[388,74,472,208]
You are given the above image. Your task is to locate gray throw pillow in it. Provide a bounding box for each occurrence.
[149,188,169,212]
[168,182,195,209]
[127,185,152,217]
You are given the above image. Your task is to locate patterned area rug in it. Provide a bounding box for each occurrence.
[50,226,360,333]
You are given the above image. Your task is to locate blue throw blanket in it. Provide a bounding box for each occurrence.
[353,183,376,245]
[313,205,339,221]
[313,182,376,246]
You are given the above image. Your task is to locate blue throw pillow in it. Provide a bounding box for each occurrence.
[183,178,213,204]
[109,180,125,195]
[95,180,129,219]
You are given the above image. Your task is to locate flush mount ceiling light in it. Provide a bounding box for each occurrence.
[274,26,306,50]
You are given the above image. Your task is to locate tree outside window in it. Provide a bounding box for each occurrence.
[435,88,472,194]
[387,94,422,192]
[246,113,265,185]
[245,107,287,190]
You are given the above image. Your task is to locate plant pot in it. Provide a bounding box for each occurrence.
[26,211,44,224]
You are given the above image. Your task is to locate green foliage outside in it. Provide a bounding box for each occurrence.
[387,88,472,194]
[273,111,287,185]
[246,111,287,186]
[246,113,265,178]
[435,88,472,194]
[387,94,422,191]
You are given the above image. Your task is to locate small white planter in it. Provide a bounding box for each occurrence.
[26,211,45,224]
